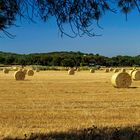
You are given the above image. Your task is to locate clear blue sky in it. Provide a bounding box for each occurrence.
[0,10,140,57]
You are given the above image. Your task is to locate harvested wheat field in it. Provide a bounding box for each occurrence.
[0,70,140,139]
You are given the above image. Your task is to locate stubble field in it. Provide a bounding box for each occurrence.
[0,70,140,138]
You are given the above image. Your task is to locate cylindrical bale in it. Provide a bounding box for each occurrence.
[12,66,18,71]
[22,69,27,74]
[128,70,135,76]
[68,68,75,75]
[113,69,119,73]
[3,68,9,74]
[27,70,34,76]
[76,68,80,72]
[90,69,95,73]
[105,68,109,73]
[109,68,114,72]
[120,68,126,73]
[14,70,25,80]
[36,69,40,72]
[132,70,140,81]
[111,72,132,88]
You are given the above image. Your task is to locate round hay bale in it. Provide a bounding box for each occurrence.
[22,69,27,74]
[120,68,126,73]
[76,68,80,72]
[111,72,132,88]
[3,68,9,74]
[90,69,95,73]
[113,68,119,73]
[12,66,18,71]
[105,68,109,73]
[36,69,40,72]
[131,70,140,81]
[14,70,25,80]
[109,68,114,72]
[27,70,34,76]
[128,70,135,76]
[68,68,75,75]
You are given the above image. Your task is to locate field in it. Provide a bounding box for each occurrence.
[0,70,140,139]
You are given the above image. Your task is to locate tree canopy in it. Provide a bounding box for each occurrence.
[0,0,140,37]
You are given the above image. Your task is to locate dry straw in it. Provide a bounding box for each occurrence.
[14,70,25,80]
[22,69,27,75]
[68,68,75,75]
[128,70,135,76]
[105,68,109,73]
[27,70,34,76]
[113,68,119,73]
[36,69,40,72]
[90,69,95,73]
[109,68,114,72]
[120,68,126,73]
[3,68,9,74]
[131,70,140,81]
[111,72,132,88]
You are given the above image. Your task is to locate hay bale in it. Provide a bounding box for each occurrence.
[113,68,119,73]
[105,68,109,73]
[120,68,126,73]
[68,68,75,75]
[27,70,34,76]
[22,69,27,74]
[109,68,114,72]
[14,70,25,80]
[111,72,132,88]
[131,70,140,81]
[36,69,40,72]
[3,68,9,74]
[90,69,95,73]
[76,68,80,72]
[128,70,135,76]
[12,66,18,71]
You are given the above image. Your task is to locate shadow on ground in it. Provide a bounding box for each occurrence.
[3,125,140,140]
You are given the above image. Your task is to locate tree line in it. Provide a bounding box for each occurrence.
[0,51,140,67]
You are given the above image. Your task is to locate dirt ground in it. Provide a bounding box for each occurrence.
[0,70,140,138]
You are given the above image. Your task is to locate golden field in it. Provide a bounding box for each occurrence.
[0,70,140,138]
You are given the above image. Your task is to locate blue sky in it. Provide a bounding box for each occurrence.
[0,10,140,57]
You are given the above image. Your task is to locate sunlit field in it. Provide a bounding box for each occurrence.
[0,70,140,138]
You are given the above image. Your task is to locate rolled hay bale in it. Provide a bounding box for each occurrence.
[90,69,95,73]
[120,68,126,73]
[22,69,27,75]
[27,69,34,76]
[68,68,75,75]
[76,68,80,72]
[36,69,40,72]
[12,66,18,71]
[131,70,140,81]
[113,68,119,73]
[111,72,132,88]
[3,68,9,74]
[109,68,114,72]
[128,70,135,76]
[14,70,25,80]
[105,68,109,73]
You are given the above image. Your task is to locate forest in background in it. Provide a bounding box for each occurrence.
[0,51,140,67]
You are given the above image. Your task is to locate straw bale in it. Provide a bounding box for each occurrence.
[111,72,132,88]
[14,70,25,80]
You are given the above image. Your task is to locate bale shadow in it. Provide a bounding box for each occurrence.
[128,87,138,89]
[3,125,140,140]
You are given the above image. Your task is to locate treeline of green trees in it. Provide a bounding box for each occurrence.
[0,51,140,67]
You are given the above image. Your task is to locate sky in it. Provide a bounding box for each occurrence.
[0,9,140,57]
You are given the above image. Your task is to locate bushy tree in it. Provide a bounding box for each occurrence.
[0,0,140,37]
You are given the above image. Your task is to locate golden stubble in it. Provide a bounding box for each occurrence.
[0,70,140,138]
